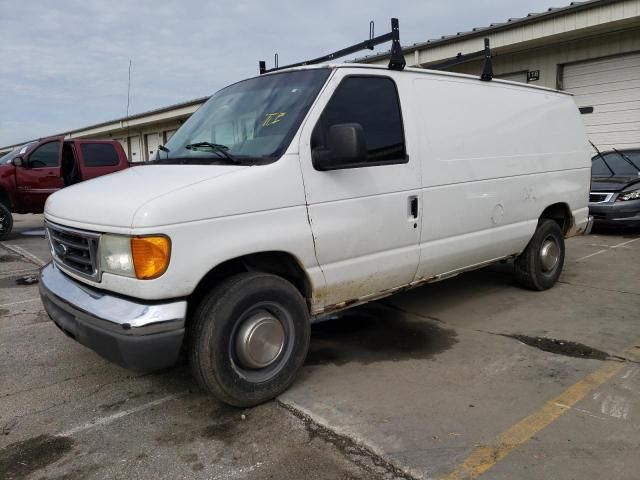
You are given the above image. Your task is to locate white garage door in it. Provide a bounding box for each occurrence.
[562,52,640,149]
[129,135,142,163]
[145,132,160,161]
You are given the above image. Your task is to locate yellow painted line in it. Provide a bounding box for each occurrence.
[625,346,640,362]
[442,345,640,480]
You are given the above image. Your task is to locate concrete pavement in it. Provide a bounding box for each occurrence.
[0,215,392,480]
[281,230,640,479]
[1,214,639,479]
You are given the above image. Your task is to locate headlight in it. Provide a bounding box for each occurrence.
[100,234,135,277]
[99,234,171,280]
[617,189,640,202]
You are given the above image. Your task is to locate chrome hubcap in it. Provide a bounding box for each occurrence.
[235,312,285,369]
[540,237,560,272]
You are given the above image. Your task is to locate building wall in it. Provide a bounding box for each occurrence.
[0,100,204,159]
[78,119,186,162]
[365,0,640,69]
[447,25,640,90]
[64,101,204,162]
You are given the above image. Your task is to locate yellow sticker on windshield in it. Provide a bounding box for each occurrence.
[263,112,287,127]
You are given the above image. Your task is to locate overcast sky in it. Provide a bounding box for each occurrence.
[0,0,562,146]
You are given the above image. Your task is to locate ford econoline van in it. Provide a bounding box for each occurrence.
[39,60,592,406]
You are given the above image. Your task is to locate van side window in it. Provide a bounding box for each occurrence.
[312,76,406,168]
[80,143,119,167]
[29,141,60,168]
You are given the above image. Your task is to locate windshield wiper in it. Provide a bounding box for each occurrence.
[185,142,241,164]
[186,142,229,150]
[589,141,614,176]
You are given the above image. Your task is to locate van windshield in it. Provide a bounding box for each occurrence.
[161,69,330,164]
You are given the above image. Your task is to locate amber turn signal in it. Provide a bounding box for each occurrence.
[131,236,171,279]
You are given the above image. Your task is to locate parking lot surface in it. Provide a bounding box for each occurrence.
[1,214,639,479]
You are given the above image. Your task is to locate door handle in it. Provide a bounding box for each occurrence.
[409,196,419,219]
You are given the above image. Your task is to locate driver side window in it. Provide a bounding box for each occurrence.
[29,141,60,168]
[311,76,406,168]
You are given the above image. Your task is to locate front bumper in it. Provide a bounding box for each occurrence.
[39,262,187,371]
[589,199,640,226]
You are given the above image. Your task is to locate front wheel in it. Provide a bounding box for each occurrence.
[0,203,13,241]
[515,219,565,291]
[189,272,310,407]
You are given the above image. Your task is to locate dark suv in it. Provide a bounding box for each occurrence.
[589,149,640,227]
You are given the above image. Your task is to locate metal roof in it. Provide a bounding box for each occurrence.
[356,0,620,62]
[0,96,210,151]
[70,95,210,132]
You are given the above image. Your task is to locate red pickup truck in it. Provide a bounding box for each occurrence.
[0,137,129,239]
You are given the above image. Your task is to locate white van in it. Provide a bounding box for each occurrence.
[39,61,592,406]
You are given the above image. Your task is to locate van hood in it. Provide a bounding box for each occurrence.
[45,164,248,229]
[45,157,305,231]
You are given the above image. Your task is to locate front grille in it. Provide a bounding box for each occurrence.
[589,192,613,204]
[46,222,100,280]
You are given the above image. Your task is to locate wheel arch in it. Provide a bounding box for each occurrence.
[539,202,573,236]
[0,188,11,209]
[187,251,313,320]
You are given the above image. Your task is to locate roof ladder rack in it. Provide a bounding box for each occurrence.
[259,18,406,74]
[428,38,494,81]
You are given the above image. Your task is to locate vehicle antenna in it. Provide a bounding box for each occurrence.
[126,59,132,140]
[126,59,132,119]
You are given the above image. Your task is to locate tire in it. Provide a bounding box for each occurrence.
[515,219,565,291]
[189,272,310,407]
[0,203,13,241]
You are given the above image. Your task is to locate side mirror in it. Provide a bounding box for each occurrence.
[12,156,24,167]
[312,123,367,170]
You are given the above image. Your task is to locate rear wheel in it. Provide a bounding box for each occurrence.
[515,219,565,291]
[189,272,310,407]
[0,203,13,241]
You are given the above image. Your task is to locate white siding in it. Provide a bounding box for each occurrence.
[449,27,640,89]
[496,71,528,83]
[562,51,640,149]
[365,0,640,68]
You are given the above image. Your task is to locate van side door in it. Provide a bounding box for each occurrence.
[75,141,125,181]
[412,77,552,281]
[298,72,421,309]
[15,138,64,211]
